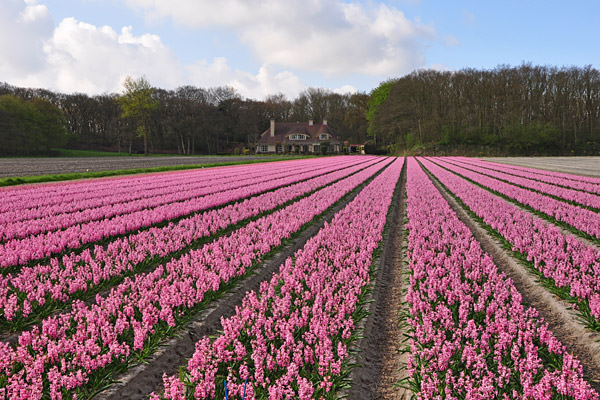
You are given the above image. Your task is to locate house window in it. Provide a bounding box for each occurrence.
[259,144,268,152]
[290,134,306,140]
[313,145,320,153]
[319,134,329,140]
[276,145,283,153]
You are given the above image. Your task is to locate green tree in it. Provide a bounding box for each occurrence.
[366,79,397,145]
[31,98,69,149]
[0,94,68,155]
[117,76,158,154]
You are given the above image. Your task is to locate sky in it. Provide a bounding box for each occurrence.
[1,0,599,100]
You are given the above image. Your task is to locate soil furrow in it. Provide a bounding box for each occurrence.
[422,161,600,393]
[347,160,412,400]
[93,162,387,400]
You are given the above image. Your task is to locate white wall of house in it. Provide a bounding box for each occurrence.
[256,144,276,153]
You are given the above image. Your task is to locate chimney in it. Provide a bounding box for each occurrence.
[322,119,327,126]
[270,119,275,137]
[308,119,313,126]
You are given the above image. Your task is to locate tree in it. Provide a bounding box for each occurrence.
[0,94,68,155]
[366,79,397,145]
[117,76,158,154]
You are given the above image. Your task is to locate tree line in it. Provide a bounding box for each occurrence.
[367,64,600,155]
[4,64,600,157]
[0,81,369,156]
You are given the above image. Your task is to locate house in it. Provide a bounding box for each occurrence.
[256,119,343,154]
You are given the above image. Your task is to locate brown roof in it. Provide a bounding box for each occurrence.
[257,122,342,145]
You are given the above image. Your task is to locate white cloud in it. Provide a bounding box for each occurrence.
[427,63,452,72]
[0,0,310,99]
[0,0,53,77]
[2,0,442,100]
[124,0,435,77]
[186,59,306,100]
[0,0,183,94]
[36,18,185,93]
[333,84,358,95]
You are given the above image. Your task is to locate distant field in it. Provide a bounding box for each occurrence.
[483,156,600,177]
[51,148,176,157]
[0,155,278,178]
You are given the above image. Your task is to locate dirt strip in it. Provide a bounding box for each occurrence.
[347,161,412,400]
[0,156,269,178]
[422,162,600,393]
[93,162,389,400]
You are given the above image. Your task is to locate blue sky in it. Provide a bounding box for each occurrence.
[1,0,598,99]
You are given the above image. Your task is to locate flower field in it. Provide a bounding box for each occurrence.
[2,155,600,399]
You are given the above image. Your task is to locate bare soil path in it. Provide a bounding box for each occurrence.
[347,161,412,400]
[0,155,267,177]
[422,162,600,393]
[484,156,600,178]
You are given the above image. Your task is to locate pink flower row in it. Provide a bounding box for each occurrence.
[0,157,383,325]
[472,158,600,186]
[151,157,403,400]
[0,158,390,399]
[421,157,600,322]
[0,158,325,212]
[0,157,377,268]
[437,157,600,210]
[405,158,597,399]
[454,157,600,196]
[0,158,362,241]
[0,159,316,226]
[428,157,600,240]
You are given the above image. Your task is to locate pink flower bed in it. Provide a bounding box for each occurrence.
[471,158,600,186]
[0,158,390,399]
[421,157,600,323]
[436,157,600,209]
[0,157,377,267]
[0,157,383,325]
[453,157,600,196]
[406,158,596,399]
[0,158,325,212]
[151,158,403,400]
[427,157,600,240]
[0,159,320,229]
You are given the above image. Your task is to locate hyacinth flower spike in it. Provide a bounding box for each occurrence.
[224,378,248,400]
